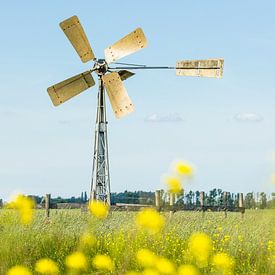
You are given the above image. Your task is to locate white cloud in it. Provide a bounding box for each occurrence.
[234,113,263,122]
[144,113,184,122]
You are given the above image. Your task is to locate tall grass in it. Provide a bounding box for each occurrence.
[0,209,274,274]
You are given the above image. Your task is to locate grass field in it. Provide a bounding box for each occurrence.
[0,208,274,274]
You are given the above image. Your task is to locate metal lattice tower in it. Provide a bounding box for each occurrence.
[46,15,224,205]
[90,77,111,204]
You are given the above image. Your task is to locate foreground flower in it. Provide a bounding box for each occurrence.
[175,161,193,177]
[136,249,158,268]
[178,264,200,275]
[155,257,175,274]
[65,251,87,271]
[136,208,165,234]
[212,252,235,274]
[79,232,96,248]
[92,254,114,271]
[7,266,32,275]
[7,194,34,225]
[35,258,59,274]
[88,200,109,219]
[125,272,140,275]
[165,177,182,194]
[188,232,213,267]
[142,268,159,275]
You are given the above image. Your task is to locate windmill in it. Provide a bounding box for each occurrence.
[47,15,224,205]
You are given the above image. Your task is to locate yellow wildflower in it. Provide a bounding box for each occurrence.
[35,258,59,274]
[142,268,159,275]
[65,251,87,271]
[136,249,158,267]
[155,257,175,274]
[178,264,200,275]
[267,240,274,251]
[238,235,243,242]
[79,232,96,248]
[175,161,193,177]
[7,266,32,275]
[88,200,109,219]
[165,177,182,194]
[92,254,114,271]
[136,208,165,234]
[224,235,230,242]
[188,232,213,267]
[7,194,34,225]
[212,252,235,274]
[125,271,140,275]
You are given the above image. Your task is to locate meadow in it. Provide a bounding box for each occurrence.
[0,208,274,274]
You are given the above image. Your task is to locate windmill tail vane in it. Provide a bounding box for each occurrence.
[47,15,224,204]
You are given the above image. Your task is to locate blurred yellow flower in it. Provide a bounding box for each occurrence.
[178,264,200,275]
[7,266,32,275]
[88,200,109,219]
[142,268,159,275]
[136,248,157,267]
[125,271,140,275]
[165,177,182,194]
[35,258,59,274]
[272,173,275,184]
[212,252,235,274]
[7,194,34,225]
[92,254,114,271]
[79,232,96,248]
[65,251,87,271]
[188,232,213,267]
[136,208,165,234]
[155,257,175,274]
[175,161,193,177]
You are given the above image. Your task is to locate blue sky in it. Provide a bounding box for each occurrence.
[1,1,275,200]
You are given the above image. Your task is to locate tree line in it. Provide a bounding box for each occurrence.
[1,189,274,209]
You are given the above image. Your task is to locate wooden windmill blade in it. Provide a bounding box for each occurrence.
[104,28,148,64]
[47,71,95,106]
[102,72,135,119]
[176,58,224,78]
[60,15,95,63]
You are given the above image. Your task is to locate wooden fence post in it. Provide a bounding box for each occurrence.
[239,192,244,218]
[169,193,175,217]
[169,193,175,206]
[45,194,51,218]
[200,191,205,217]
[155,190,161,211]
[223,191,228,217]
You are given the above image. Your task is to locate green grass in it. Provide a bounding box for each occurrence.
[0,209,274,274]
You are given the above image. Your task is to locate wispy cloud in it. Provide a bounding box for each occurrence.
[144,113,184,123]
[234,113,263,122]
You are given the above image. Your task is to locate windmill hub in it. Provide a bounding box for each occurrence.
[93,59,108,76]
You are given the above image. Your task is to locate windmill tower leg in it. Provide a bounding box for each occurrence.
[90,77,111,204]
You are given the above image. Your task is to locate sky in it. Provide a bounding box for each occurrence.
[0,1,275,200]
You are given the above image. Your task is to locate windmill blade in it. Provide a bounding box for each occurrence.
[118,70,135,81]
[47,71,95,106]
[102,72,134,118]
[60,15,95,63]
[176,58,224,78]
[104,28,147,64]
